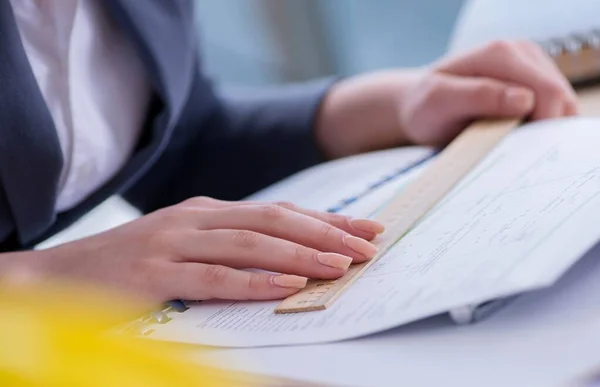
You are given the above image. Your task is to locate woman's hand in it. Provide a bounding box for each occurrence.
[316,40,579,158]
[3,197,383,303]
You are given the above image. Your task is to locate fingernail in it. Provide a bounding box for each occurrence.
[317,252,353,270]
[344,235,378,259]
[566,101,579,116]
[504,87,534,111]
[271,275,308,289]
[350,218,385,234]
[547,99,564,118]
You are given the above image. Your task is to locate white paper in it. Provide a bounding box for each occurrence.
[191,241,600,387]
[246,146,433,213]
[147,117,600,348]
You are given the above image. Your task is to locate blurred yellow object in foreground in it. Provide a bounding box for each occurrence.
[0,282,262,387]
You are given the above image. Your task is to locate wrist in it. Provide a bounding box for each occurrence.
[314,69,422,159]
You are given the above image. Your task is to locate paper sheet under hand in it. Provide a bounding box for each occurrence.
[148,117,600,348]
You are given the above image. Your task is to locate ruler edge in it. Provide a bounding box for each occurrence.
[275,118,521,314]
[274,237,402,314]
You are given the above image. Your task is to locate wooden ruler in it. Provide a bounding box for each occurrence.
[275,118,520,313]
[275,30,600,314]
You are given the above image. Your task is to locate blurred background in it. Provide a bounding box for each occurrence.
[193,0,600,87]
[194,0,465,86]
[39,0,600,248]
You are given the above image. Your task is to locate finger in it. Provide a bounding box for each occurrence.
[171,263,307,301]
[235,201,384,240]
[444,76,536,119]
[563,95,580,116]
[180,198,385,240]
[179,196,233,209]
[487,42,572,120]
[410,75,535,145]
[564,97,580,116]
[174,229,357,279]
[273,201,385,240]
[517,42,572,87]
[436,40,574,121]
[192,204,378,263]
[515,41,579,116]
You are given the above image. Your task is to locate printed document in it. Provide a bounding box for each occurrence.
[147,117,600,348]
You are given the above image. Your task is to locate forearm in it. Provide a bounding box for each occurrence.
[315,69,425,159]
[0,250,44,285]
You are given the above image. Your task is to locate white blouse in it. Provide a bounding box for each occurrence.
[9,0,151,212]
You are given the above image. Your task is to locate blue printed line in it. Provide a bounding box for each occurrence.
[326,152,437,214]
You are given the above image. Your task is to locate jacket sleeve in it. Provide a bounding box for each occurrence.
[122,69,336,213]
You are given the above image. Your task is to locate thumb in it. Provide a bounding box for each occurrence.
[404,74,537,146]
[443,75,536,119]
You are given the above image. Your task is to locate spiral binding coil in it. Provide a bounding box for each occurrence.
[539,29,600,84]
[126,29,600,337]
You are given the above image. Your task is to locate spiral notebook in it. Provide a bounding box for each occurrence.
[121,29,600,347]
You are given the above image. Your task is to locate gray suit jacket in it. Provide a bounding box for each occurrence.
[0,0,332,250]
